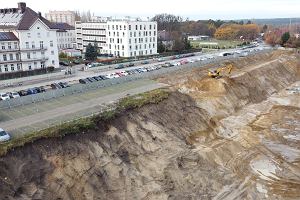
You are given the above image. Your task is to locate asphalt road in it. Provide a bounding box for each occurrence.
[0,80,168,137]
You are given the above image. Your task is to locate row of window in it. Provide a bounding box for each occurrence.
[0,63,22,72]
[57,32,74,37]
[109,49,154,57]
[107,31,156,38]
[1,53,20,61]
[108,24,156,31]
[1,42,19,50]
[108,37,156,44]
[24,41,49,49]
[27,32,51,38]
[58,38,75,42]
[108,43,156,50]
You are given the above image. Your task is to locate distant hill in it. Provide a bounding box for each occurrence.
[246,18,300,26]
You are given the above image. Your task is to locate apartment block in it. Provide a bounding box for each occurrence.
[45,11,76,26]
[75,18,157,58]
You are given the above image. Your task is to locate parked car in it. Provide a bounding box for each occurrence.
[92,76,102,81]
[115,64,124,69]
[18,90,28,96]
[127,63,135,67]
[98,75,109,80]
[27,88,38,95]
[141,60,149,64]
[0,128,10,142]
[50,83,62,90]
[9,92,20,98]
[35,86,46,93]
[59,61,69,66]
[79,78,89,84]
[86,77,97,82]
[58,82,70,88]
[0,93,10,101]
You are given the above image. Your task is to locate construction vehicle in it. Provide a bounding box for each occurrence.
[208,64,233,78]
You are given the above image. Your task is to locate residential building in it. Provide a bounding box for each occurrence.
[53,23,76,49]
[75,18,157,57]
[0,2,59,73]
[45,11,75,26]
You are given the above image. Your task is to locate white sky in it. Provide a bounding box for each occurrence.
[0,0,299,20]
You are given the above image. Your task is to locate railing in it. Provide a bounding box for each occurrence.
[20,47,47,51]
[0,59,21,64]
[21,57,48,62]
[0,48,20,53]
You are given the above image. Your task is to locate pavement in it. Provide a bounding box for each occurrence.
[0,79,168,137]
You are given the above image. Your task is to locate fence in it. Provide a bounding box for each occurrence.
[0,49,272,110]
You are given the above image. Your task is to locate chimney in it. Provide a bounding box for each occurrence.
[38,12,42,18]
[18,2,26,13]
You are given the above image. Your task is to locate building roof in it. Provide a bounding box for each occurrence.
[0,32,19,41]
[52,23,75,32]
[0,3,57,30]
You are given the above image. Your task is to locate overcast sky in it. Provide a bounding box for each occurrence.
[1,0,299,20]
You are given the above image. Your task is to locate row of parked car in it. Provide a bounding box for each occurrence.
[0,81,72,101]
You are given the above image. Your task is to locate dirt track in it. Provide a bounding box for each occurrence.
[0,50,299,200]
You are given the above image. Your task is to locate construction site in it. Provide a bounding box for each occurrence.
[0,50,299,199]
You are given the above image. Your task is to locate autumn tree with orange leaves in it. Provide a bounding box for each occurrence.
[214,24,260,40]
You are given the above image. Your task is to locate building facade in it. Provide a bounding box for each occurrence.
[0,2,59,73]
[54,23,76,50]
[45,11,75,26]
[75,19,157,58]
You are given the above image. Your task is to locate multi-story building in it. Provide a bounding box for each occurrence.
[0,2,59,73]
[53,23,76,50]
[75,18,157,58]
[45,11,75,26]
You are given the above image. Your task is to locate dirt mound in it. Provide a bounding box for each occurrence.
[0,51,299,200]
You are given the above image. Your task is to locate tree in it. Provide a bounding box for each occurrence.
[85,43,97,61]
[281,32,290,45]
[183,37,192,50]
[157,41,165,53]
[151,13,183,31]
[262,24,268,33]
[59,52,68,59]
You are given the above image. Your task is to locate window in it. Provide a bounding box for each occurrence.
[140,25,142,30]
[25,42,29,49]
[130,32,132,37]
[11,64,14,71]
[124,25,126,30]
[40,41,44,49]
[9,54,13,60]
[0,65,2,72]
[129,39,131,44]
[17,64,21,70]
[27,52,30,59]
[123,32,125,37]
[134,32,136,37]
[28,64,32,70]
[27,33,31,38]
[37,32,41,38]
[129,25,131,30]
[50,41,53,47]
[1,43,5,50]
[154,31,156,36]
[109,32,111,36]
[3,54,7,61]
[32,42,35,49]
[117,32,119,37]
[116,25,118,30]
[150,25,152,29]
[41,62,45,68]
[4,65,8,72]
[136,25,138,30]
[52,60,55,65]
[120,25,122,30]
[112,25,114,30]
[122,45,124,50]
[34,62,37,68]
[8,43,11,49]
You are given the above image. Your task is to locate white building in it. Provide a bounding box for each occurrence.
[75,18,157,58]
[0,2,59,73]
[53,23,76,50]
[188,35,210,41]
[45,11,76,26]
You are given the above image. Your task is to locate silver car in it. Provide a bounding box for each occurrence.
[0,128,11,142]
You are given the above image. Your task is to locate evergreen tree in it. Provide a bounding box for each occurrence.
[85,43,97,61]
[281,32,290,45]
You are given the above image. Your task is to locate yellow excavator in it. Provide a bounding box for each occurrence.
[208,64,233,78]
